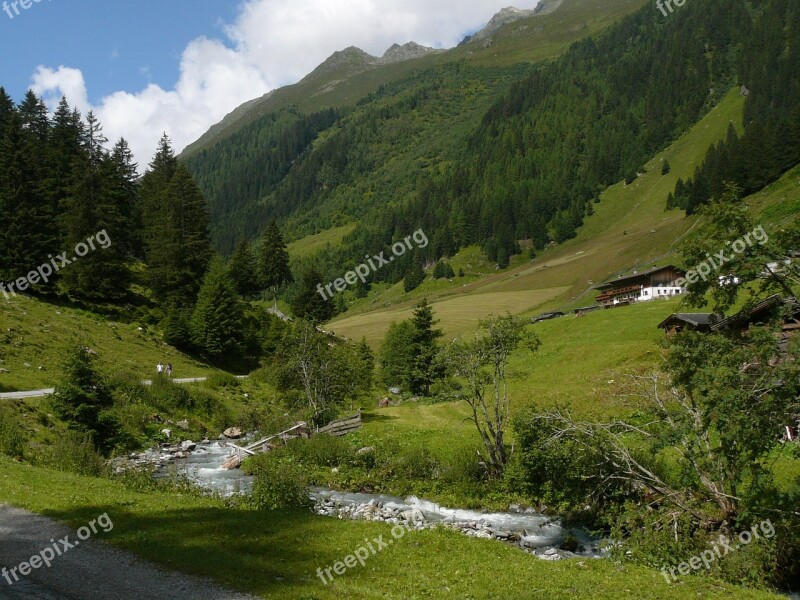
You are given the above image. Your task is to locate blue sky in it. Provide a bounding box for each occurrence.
[0,0,239,102]
[0,0,536,165]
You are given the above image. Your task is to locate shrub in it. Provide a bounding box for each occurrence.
[204,372,241,390]
[284,435,354,468]
[36,431,105,477]
[247,453,312,510]
[147,376,193,411]
[0,405,23,458]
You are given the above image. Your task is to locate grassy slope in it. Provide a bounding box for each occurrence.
[328,88,747,346]
[182,0,647,157]
[0,457,779,600]
[0,295,216,392]
[287,223,358,259]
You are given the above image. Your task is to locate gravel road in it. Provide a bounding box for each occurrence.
[0,505,257,600]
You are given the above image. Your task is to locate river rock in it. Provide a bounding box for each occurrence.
[223,427,243,439]
[181,440,197,452]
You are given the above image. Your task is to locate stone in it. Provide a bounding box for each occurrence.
[161,429,172,439]
[176,420,190,430]
[356,446,374,455]
[223,427,243,439]
[180,440,196,452]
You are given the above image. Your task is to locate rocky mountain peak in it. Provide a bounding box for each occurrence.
[380,42,442,64]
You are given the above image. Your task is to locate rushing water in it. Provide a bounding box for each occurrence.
[164,442,602,556]
[161,441,254,495]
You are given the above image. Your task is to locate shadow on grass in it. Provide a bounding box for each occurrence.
[41,504,371,597]
[360,412,396,424]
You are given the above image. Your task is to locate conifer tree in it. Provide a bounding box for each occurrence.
[409,298,443,396]
[141,136,211,307]
[61,112,130,300]
[258,220,293,303]
[191,258,245,360]
[228,239,259,297]
[292,266,333,324]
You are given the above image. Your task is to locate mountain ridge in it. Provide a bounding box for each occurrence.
[181,0,635,157]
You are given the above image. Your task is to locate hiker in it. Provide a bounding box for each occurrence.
[166,363,173,378]
[156,362,164,376]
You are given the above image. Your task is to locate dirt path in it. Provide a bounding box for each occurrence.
[0,376,248,400]
[0,505,257,600]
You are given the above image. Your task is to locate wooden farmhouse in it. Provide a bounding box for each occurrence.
[595,265,686,307]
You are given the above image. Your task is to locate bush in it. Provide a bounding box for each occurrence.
[247,453,312,510]
[204,372,240,390]
[283,434,354,468]
[0,405,23,458]
[147,377,193,411]
[36,431,105,477]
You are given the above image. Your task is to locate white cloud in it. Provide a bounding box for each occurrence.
[29,0,538,168]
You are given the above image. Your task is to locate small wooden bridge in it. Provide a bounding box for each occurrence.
[221,411,362,470]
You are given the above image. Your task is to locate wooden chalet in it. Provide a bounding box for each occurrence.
[657,313,720,335]
[595,265,686,307]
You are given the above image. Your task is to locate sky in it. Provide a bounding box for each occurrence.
[0,0,539,168]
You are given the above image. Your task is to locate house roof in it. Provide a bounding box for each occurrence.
[595,265,683,290]
[710,295,798,331]
[657,313,719,330]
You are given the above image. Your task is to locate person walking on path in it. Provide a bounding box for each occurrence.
[166,363,173,378]
[156,362,164,376]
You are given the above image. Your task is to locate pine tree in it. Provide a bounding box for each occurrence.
[292,267,333,324]
[52,344,118,455]
[191,258,245,360]
[142,137,212,307]
[409,298,443,396]
[0,109,58,284]
[258,220,293,302]
[61,112,131,300]
[228,239,259,297]
[403,261,425,292]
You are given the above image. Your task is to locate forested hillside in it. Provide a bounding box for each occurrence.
[670,0,800,214]
[185,0,799,298]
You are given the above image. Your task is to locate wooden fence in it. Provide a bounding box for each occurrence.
[316,411,362,437]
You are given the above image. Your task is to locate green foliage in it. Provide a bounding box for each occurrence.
[282,434,355,468]
[273,321,362,422]
[162,308,192,350]
[409,298,444,396]
[403,261,426,293]
[257,220,294,294]
[379,320,416,389]
[291,267,333,323]
[35,430,105,477]
[227,239,260,297]
[204,372,241,390]
[513,411,620,509]
[675,0,800,214]
[433,260,456,279]
[440,315,539,478]
[190,258,245,361]
[0,404,23,458]
[141,137,212,308]
[246,453,313,510]
[51,344,118,455]
[611,505,781,591]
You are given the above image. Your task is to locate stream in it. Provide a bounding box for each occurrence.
[156,441,605,560]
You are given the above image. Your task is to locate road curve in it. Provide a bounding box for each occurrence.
[0,505,257,600]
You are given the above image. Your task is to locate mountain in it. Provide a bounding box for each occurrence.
[182,0,645,157]
[182,0,798,319]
